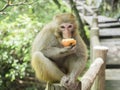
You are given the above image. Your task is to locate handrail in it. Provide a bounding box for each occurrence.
[81,58,104,90]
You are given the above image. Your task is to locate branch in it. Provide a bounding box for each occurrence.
[0,0,10,12]
[53,0,61,8]
[0,0,33,12]
[8,2,34,6]
[69,0,89,46]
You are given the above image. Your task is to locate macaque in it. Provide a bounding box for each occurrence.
[31,13,87,90]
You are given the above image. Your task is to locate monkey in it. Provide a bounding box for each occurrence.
[31,13,87,90]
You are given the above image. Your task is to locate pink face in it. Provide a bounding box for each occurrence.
[60,23,74,39]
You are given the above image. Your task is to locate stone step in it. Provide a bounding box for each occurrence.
[105,69,120,90]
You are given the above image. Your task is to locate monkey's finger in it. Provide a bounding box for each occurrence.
[71,44,76,48]
[65,46,73,49]
[71,45,76,50]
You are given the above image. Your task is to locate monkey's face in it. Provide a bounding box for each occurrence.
[54,13,77,40]
[59,23,74,39]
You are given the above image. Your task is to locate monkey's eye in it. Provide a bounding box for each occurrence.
[60,26,65,29]
[68,25,73,28]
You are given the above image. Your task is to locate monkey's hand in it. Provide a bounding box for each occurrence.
[60,75,80,90]
[61,45,77,54]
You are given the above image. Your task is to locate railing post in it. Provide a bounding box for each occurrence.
[90,12,99,62]
[91,46,108,90]
[81,58,104,90]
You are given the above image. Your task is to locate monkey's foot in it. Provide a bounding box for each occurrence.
[60,76,81,90]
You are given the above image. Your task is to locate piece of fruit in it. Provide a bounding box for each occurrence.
[61,38,76,47]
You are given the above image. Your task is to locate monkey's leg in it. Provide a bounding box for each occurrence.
[66,55,86,77]
[31,51,65,82]
[61,55,86,90]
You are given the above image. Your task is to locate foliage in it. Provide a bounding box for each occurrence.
[86,0,120,18]
[0,0,69,90]
[0,14,42,90]
[99,0,120,18]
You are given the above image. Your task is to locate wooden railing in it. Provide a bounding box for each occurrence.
[81,2,108,90]
[45,2,108,90]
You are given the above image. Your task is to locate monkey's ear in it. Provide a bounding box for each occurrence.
[69,13,76,19]
[55,14,59,18]
[70,13,75,17]
[53,14,60,20]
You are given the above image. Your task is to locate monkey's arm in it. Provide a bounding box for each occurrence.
[41,46,76,61]
[60,35,88,89]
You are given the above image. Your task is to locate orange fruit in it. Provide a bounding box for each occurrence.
[61,38,76,47]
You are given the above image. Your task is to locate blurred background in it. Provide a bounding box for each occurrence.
[0,0,119,90]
